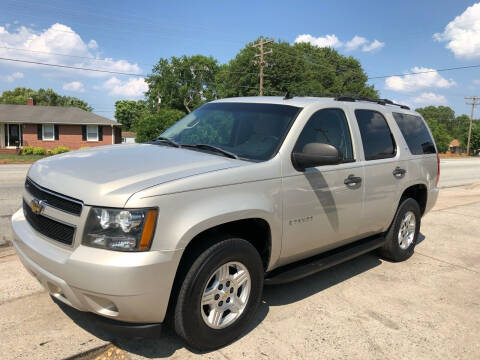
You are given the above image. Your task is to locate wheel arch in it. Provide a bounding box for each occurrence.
[399,183,428,216]
[165,216,272,324]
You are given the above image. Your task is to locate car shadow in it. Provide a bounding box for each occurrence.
[54,252,381,358]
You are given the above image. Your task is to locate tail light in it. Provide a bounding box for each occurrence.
[435,153,440,187]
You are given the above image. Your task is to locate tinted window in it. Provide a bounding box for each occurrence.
[355,110,396,161]
[295,108,354,162]
[161,102,300,161]
[393,113,436,154]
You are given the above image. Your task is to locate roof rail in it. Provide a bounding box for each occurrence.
[334,95,410,110]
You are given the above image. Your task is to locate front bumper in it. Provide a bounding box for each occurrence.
[11,208,182,323]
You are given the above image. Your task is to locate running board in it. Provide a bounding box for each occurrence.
[264,235,386,285]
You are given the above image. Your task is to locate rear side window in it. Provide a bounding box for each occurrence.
[392,112,436,154]
[294,108,354,162]
[354,110,396,160]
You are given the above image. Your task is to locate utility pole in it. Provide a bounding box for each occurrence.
[253,37,273,96]
[465,96,479,155]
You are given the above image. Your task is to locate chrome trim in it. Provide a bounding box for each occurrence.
[25,177,83,216]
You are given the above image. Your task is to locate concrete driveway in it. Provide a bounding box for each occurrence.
[0,159,479,359]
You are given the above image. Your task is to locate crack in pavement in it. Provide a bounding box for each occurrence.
[0,290,46,306]
[415,252,479,274]
[431,200,480,212]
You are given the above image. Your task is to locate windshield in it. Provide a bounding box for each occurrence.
[160,102,301,161]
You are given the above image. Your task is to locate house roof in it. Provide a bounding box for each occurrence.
[450,138,460,147]
[122,131,137,137]
[0,104,121,126]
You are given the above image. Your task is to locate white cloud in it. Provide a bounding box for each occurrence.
[385,67,456,92]
[101,76,147,98]
[411,92,448,105]
[362,39,385,52]
[0,23,141,77]
[345,36,367,51]
[87,39,98,50]
[0,71,23,82]
[295,34,342,48]
[434,2,480,59]
[473,79,480,85]
[295,34,385,52]
[62,81,84,92]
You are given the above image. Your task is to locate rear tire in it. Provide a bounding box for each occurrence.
[174,237,264,351]
[379,198,421,262]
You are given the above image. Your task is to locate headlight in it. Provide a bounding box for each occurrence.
[83,207,158,251]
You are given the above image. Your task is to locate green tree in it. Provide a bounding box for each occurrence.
[462,121,480,154]
[114,100,149,131]
[425,118,452,153]
[216,38,378,98]
[452,114,471,145]
[145,55,219,113]
[415,106,456,134]
[135,108,185,143]
[0,87,92,111]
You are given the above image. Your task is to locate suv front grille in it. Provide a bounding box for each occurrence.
[25,178,83,216]
[23,200,75,245]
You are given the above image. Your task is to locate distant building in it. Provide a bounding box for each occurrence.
[0,98,122,151]
[122,131,137,144]
[448,139,464,154]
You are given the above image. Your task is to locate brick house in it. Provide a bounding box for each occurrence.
[0,99,122,151]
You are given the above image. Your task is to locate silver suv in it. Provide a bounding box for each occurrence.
[11,96,439,350]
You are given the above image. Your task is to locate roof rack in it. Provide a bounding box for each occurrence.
[334,95,410,110]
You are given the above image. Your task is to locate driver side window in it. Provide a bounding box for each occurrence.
[294,108,354,162]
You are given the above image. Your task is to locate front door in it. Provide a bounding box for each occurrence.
[282,108,365,263]
[7,124,22,147]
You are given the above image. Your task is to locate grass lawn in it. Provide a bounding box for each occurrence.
[0,154,47,164]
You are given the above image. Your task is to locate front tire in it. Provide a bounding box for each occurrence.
[379,198,421,262]
[174,237,264,351]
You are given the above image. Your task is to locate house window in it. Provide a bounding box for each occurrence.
[42,124,55,141]
[87,125,99,141]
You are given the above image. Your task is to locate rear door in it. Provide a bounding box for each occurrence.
[353,109,404,235]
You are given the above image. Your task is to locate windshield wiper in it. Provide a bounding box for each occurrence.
[153,136,180,148]
[182,144,239,159]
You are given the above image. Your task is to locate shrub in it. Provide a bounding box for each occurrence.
[46,149,54,156]
[53,146,70,154]
[21,146,34,155]
[32,147,46,155]
[78,146,90,150]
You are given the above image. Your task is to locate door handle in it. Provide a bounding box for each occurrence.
[393,166,407,177]
[344,174,362,185]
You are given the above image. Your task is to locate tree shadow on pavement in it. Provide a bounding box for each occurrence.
[54,252,381,358]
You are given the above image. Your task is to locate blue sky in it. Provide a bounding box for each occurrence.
[1,0,480,120]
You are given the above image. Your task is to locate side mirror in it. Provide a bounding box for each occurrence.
[292,143,343,171]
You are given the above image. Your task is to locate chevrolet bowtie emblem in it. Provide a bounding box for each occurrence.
[30,198,46,215]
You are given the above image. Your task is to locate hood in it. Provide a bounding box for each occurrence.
[28,143,247,207]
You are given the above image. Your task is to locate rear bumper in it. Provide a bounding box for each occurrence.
[11,208,182,323]
[424,186,439,215]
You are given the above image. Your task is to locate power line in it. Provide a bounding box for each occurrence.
[6,0,247,41]
[2,54,480,86]
[0,46,154,67]
[0,57,146,76]
[368,65,480,80]
[0,48,263,76]
[465,96,480,155]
